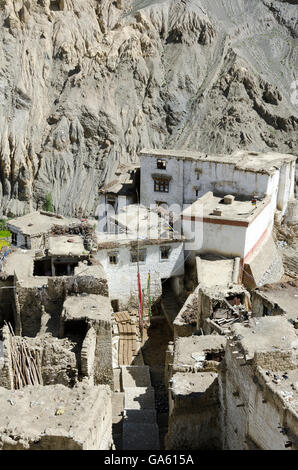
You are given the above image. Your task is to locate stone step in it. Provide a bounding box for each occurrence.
[121,365,151,389]
[112,392,124,418]
[123,422,160,450]
[124,386,156,410]
[124,409,157,424]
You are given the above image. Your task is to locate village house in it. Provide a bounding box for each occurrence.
[95,205,185,311]
[7,211,79,250]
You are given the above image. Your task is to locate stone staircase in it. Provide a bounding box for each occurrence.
[112,365,160,450]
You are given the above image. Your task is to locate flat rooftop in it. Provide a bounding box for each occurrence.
[141,149,296,175]
[259,368,298,415]
[74,262,107,280]
[254,281,298,323]
[182,191,270,225]
[0,383,110,450]
[2,249,33,279]
[7,212,79,237]
[62,294,112,323]
[173,336,226,373]
[48,235,86,257]
[232,316,298,361]
[172,371,218,396]
[96,204,183,248]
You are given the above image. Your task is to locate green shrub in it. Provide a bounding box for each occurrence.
[43,193,54,212]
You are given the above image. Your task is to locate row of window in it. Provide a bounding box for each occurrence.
[108,246,171,265]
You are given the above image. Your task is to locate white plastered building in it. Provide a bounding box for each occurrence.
[95,205,185,311]
[140,149,296,216]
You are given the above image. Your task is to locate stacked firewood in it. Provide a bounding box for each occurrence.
[5,322,43,390]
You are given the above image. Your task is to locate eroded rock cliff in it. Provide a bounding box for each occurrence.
[0,0,297,216]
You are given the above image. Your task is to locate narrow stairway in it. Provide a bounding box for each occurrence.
[121,365,160,450]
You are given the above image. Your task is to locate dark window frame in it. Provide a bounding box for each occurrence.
[157,159,167,170]
[130,249,146,264]
[160,246,171,260]
[154,179,169,193]
[108,251,119,265]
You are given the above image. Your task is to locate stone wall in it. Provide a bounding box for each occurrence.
[218,318,298,450]
[96,242,184,310]
[0,325,13,389]
[92,319,113,387]
[81,326,97,379]
[166,372,221,450]
[0,278,14,328]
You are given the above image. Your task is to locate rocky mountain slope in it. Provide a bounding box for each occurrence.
[0,0,297,216]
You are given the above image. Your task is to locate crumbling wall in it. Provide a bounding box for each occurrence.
[92,319,113,387]
[218,320,298,450]
[174,287,199,338]
[16,285,43,337]
[0,278,14,328]
[166,373,222,450]
[81,326,96,380]
[26,335,78,387]
[0,325,13,389]
[48,274,109,298]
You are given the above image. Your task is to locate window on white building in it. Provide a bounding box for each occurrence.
[195,189,199,197]
[160,246,171,260]
[154,179,169,193]
[108,251,119,264]
[157,159,166,170]
[131,249,146,263]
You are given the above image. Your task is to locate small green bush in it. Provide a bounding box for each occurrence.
[43,193,54,212]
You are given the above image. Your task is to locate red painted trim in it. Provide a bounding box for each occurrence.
[181,215,249,227]
[181,197,272,228]
[243,226,269,264]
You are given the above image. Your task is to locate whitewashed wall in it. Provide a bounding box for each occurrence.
[277,161,296,214]
[140,154,295,215]
[183,160,270,203]
[140,155,184,207]
[96,242,184,309]
[244,199,275,260]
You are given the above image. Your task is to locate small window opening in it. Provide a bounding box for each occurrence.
[111,300,119,312]
[108,251,118,265]
[157,159,166,170]
[131,249,146,263]
[160,246,171,260]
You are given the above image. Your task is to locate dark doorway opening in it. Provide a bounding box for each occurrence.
[111,300,119,313]
[54,261,78,276]
[64,319,88,338]
[50,1,60,11]
[34,259,52,276]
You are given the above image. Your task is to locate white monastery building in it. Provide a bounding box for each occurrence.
[140,149,295,215]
